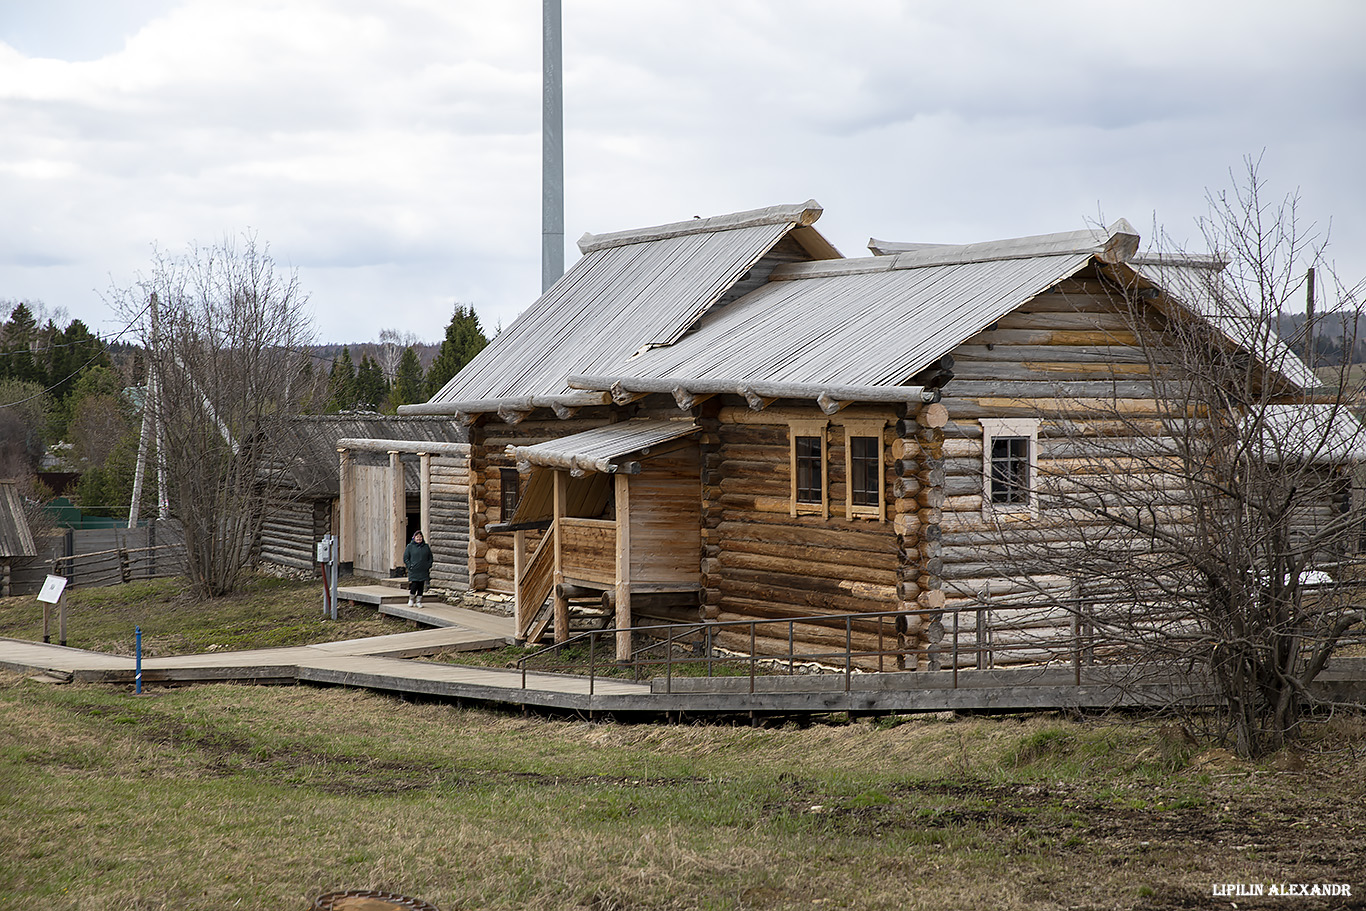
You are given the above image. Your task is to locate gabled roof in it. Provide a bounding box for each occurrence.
[1118,255,1321,391]
[582,220,1141,391]
[509,418,700,475]
[410,201,836,414]
[404,204,1321,418]
[262,415,466,496]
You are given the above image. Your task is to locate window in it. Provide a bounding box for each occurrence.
[980,418,1038,516]
[789,420,828,516]
[843,419,887,520]
[499,468,521,520]
[795,437,823,502]
[850,437,880,505]
[990,436,1030,505]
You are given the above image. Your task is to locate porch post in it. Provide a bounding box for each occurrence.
[513,529,527,641]
[389,450,405,573]
[614,473,632,662]
[419,451,432,541]
[337,448,354,564]
[553,470,569,642]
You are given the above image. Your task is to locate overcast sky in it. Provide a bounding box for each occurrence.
[2,0,1363,345]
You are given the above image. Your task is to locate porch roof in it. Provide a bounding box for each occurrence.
[507,419,701,476]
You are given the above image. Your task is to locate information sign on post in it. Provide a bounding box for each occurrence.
[37,574,69,646]
[37,574,67,604]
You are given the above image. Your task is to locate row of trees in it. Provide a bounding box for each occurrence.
[0,302,127,500]
[323,305,487,411]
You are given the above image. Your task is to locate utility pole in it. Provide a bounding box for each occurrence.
[542,0,564,292]
[129,292,173,527]
[128,293,158,527]
[1304,266,1317,371]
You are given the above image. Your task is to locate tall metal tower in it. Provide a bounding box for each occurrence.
[542,0,564,292]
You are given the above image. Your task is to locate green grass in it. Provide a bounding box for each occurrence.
[1,578,1364,909]
[0,573,413,657]
[2,673,1363,910]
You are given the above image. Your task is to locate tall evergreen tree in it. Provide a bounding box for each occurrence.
[353,353,389,410]
[326,347,357,411]
[48,318,110,402]
[389,345,425,410]
[425,303,488,397]
[0,302,44,387]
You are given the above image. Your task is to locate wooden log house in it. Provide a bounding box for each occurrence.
[386,200,1342,668]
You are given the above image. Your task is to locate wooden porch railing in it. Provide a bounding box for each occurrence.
[515,524,557,642]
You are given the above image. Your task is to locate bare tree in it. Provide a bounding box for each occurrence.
[111,233,314,597]
[377,327,421,382]
[997,161,1366,757]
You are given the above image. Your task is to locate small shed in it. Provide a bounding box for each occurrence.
[259,415,467,584]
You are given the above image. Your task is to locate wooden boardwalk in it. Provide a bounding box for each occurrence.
[4,605,1365,714]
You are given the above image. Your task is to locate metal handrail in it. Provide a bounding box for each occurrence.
[513,604,1114,693]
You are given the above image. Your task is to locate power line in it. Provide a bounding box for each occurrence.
[0,298,156,409]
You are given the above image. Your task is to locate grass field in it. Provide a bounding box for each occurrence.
[0,577,1363,909]
[0,574,412,658]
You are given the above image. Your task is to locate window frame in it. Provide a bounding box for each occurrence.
[843,419,887,521]
[980,417,1039,518]
[789,419,829,517]
[499,467,521,521]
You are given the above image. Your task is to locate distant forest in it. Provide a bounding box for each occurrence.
[1276,312,1366,366]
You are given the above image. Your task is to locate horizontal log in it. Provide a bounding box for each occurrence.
[721,576,901,611]
[715,518,894,552]
[337,439,469,455]
[718,550,897,585]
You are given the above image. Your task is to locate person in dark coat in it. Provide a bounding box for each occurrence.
[403,530,434,607]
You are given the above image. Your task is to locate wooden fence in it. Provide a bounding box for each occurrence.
[11,521,187,593]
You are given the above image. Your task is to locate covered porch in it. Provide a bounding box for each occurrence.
[499,419,703,660]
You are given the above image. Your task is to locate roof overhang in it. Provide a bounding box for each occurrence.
[567,375,939,413]
[397,391,611,421]
[507,419,701,476]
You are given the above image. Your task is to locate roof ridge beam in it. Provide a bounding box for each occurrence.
[577,199,823,254]
[849,218,1140,272]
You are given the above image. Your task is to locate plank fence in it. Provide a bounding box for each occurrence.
[32,521,188,590]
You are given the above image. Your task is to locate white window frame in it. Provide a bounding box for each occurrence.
[980,417,1039,518]
[842,419,887,521]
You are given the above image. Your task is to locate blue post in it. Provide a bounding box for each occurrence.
[135,626,142,695]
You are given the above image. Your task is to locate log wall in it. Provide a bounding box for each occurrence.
[259,497,331,571]
[934,269,1194,664]
[702,399,914,664]
[428,451,470,588]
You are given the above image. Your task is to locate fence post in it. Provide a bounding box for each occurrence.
[118,534,131,584]
[952,608,959,689]
[844,616,852,693]
[1072,610,1082,687]
[749,623,756,695]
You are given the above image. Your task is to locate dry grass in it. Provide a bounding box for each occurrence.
[0,573,412,657]
[2,673,1364,911]
[1,578,1363,909]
